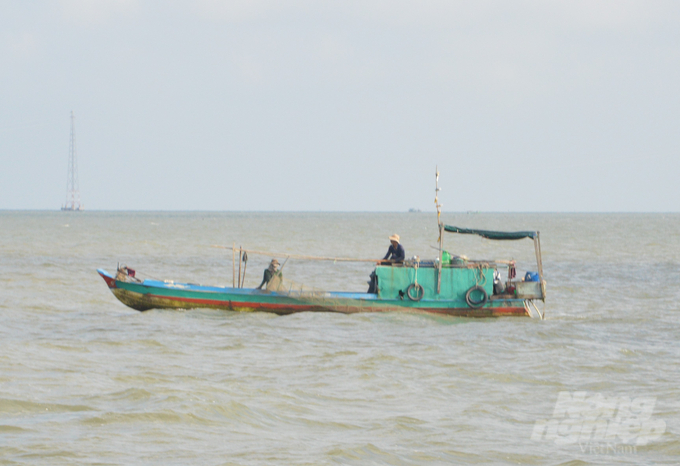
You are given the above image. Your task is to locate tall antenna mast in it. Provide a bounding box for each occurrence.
[435,166,443,293]
[62,111,83,211]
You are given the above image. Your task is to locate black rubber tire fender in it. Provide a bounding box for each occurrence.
[406,283,424,301]
[465,285,488,309]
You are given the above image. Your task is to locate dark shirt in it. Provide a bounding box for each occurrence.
[383,243,405,262]
[257,269,274,289]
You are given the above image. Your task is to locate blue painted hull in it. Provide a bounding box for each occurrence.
[97,269,530,317]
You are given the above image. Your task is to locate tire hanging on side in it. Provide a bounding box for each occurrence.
[465,285,488,309]
[406,283,424,301]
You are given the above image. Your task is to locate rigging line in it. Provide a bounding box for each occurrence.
[211,245,381,263]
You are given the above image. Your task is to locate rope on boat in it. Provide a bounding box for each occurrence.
[406,259,424,301]
[524,299,544,320]
[474,263,489,286]
[531,299,545,320]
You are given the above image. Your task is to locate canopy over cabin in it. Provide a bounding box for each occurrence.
[438,224,545,300]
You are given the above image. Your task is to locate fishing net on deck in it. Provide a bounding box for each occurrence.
[265,272,327,297]
[262,271,386,313]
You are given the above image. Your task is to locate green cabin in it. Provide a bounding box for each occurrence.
[375,264,494,303]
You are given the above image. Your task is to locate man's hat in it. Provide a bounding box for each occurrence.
[270,259,280,265]
[389,234,400,243]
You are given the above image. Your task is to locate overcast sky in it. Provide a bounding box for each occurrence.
[1,0,678,211]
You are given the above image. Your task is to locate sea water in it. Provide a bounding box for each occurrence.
[0,211,678,465]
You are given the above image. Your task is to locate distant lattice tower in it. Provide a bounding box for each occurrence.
[61,111,83,211]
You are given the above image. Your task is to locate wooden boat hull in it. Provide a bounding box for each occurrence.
[97,269,529,317]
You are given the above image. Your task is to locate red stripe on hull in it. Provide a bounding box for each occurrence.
[142,293,527,317]
[148,294,317,312]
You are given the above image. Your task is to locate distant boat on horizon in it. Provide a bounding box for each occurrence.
[61,111,83,211]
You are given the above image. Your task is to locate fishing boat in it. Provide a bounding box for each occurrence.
[98,172,546,318]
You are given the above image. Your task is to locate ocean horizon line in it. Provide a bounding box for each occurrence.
[1,209,678,214]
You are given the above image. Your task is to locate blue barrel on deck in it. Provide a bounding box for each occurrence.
[524,271,539,282]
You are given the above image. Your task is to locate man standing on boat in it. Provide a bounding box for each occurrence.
[257,259,281,290]
[382,234,405,264]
